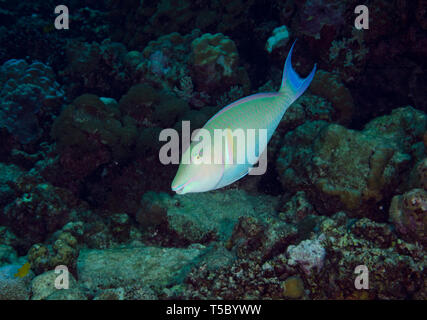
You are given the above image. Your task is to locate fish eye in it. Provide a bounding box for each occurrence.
[193,149,203,160]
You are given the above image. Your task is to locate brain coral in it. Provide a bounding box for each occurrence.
[28,231,79,275]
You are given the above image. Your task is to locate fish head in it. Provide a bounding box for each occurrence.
[171,144,224,194]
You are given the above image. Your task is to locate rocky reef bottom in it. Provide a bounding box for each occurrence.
[0,102,426,300]
[0,183,426,300]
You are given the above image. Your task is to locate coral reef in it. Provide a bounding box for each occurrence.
[276,106,426,216]
[0,264,34,300]
[28,230,79,275]
[0,163,23,210]
[191,33,250,95]
[265,25,290,54]
[309,69,354,124]
[59,39,133,98]
[77,245,204,297]
[137,189,278,245]
[0,0,426,301]
[318,213,425,299]
[0,59,64,144]
[30,270,86,300]
[183,210,426,299]
[297,0,345,40]
[0,245,18,267]
[415,158,427,190]
[286,235,326,275]
[4,179,80,251]
[137,31,198,93]
[390,189,427,245]
[94,285,158,300]
[327,29,369,83]
[282,275,305,299]
[51,94,137,183]
[118,84,189,128]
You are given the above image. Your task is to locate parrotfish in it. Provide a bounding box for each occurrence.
[172,41,316,194]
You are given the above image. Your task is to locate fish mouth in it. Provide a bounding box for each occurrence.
[171,183,185,194]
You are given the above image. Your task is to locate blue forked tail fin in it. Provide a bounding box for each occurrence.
[279,40,316,101]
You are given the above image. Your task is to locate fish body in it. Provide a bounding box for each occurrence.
[172,41,316,194]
